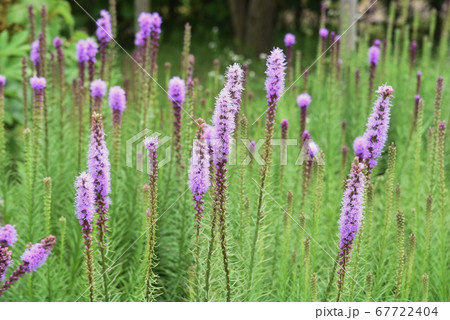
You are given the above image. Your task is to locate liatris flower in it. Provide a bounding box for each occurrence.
[30,40,40,70]
[96,10,112,78]
[74,172,95,301]
[30,75,46,166]
[362,85,394,171]
[168,76,186,169]
[410,41,417,71]
[368,44,380,105]
[189,121,211,234]
[96,10,112,44]
[85,38,98,83]
[109,86,126,175]
[76,39,88,88]
[0,224,17,282]
[0,246,12,282]
[0,224,16,248]
[148,12,163,94]
[353,136,368,161]
[224,63,245,118]
[284,33,295,81]
[301,140,319,207]
[90,79,107,113]
[337,157,365,302]
[135,12,152,48]
[143,136,158,302]
[109,86,126,125]
[88,112,111,301]
[416,71,422,94]
[297,93,312,138]
[0,235,56,296]
[250,48,286,290]
[211,89,234,301]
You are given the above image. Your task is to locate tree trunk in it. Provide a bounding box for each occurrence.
[228,0,248,45]
[340,0,357,51]
[134,0,150,28]
[244,0,277,54]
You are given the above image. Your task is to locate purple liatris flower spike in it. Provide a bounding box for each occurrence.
[138,12,152,40]
[308,141,319,159]
[284,33,296,47]
[21,235,56,272]
[88,113,111,237]
[284,33,296,65]
[109,86,126,125]
[224,63,244,117]
[30,40,40,66]
[363,85,394,169]
[211,88,235,301]
[76,40,88,63]
[0,246,12,282]
[0,235,56,296]
[0,75,5,87]
[90,79,106,112]
[319,28,329,38]
[85,38,98,82]
[368,45,380,65]
[74,171,95,300]
[53,37,62,49]
[30,76,46,91]
[281,119,288,138]
[297,93,311,136]
[0,225,18,247]
[150,12,162,38]
[189,122,211,231]
[337,158,365,296]
[212,89,235,163]
[353,136,368,160]
[75,172,95,230]
[265,48,286,111]
[168,76,185,168]
[96,10,112,44]
[85,38,98,62]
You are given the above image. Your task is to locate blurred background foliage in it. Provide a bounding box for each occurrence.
[0,0,448,127]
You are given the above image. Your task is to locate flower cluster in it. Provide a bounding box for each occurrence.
[96,10,112,44]
[224,63,244,116]
[21,235,56,272]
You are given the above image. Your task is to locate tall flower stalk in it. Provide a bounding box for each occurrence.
[88,112,111,301]
[0,235,55,296]
[96,10,112,79]
[74,172,95,301]
[168,76,186,169]
[85,38,98,84]
[0,225,17,282]
[297,93,311,142]
[144,137,159,302]
[367,42,380,110]
[249,48,286,290]
[361,85,394,174]
[284,33,295,83]
[109,86,127,179]
[336,157,366,302]
[90,79,107,113]
[30,76,46,188]
[189,120,211,237]
[211,89,235,301]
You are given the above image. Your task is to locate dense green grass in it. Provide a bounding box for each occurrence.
[0,10,449,302]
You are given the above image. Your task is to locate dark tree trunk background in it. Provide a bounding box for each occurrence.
[228,0,277,53]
